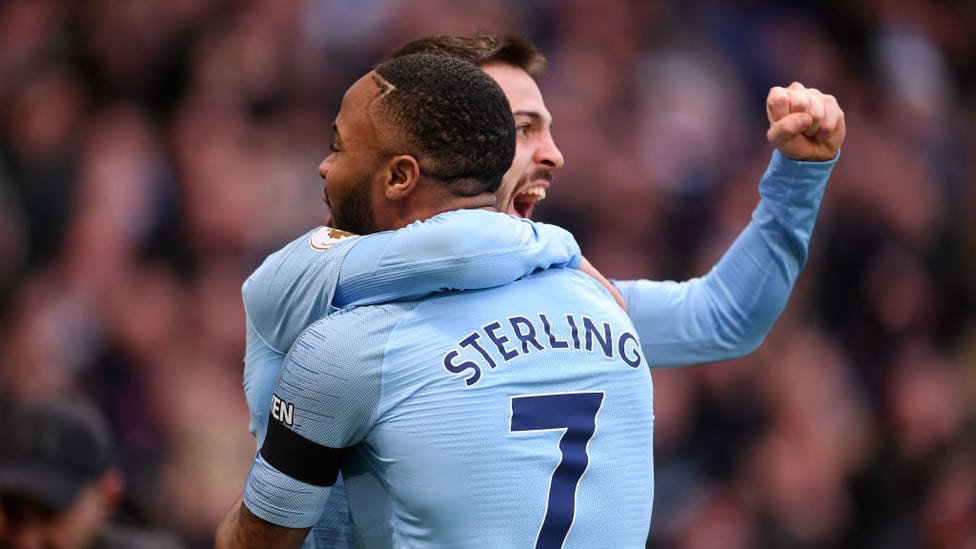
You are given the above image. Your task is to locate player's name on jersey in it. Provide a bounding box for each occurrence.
[443,313,642,387]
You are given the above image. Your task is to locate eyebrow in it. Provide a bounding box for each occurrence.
[512,110,551,126]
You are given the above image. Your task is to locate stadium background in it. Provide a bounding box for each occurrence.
[0,0,973,547]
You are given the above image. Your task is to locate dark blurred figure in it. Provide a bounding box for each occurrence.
[0,394,187,549]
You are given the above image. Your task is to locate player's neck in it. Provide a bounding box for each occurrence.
[386,192,497,229]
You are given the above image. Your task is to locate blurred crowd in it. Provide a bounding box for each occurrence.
[0,0,974,547]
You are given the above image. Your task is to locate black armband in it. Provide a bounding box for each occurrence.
[261,418,348,487]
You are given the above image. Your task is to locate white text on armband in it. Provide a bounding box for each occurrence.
[442,313,642,387]
[271,393,295,426]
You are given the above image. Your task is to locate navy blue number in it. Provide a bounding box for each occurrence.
[510,392,604,549]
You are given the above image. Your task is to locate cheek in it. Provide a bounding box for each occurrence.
[494,176,519,215]
[503,151,531,187]
[325,161,355,199]
[512,144,535,170]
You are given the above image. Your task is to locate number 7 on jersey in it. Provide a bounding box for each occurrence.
[510,392,605,549]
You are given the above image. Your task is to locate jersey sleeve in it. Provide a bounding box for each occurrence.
[243,311,382,528]
[615,150,837,366]
[334,210,582,308]
[244,452,332,528]
[242,228,356,355]
[242,318,286,445]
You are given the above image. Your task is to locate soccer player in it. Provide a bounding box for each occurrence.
[235,33,845,548]
[217,52,652,548]
[217,51,653,549]
[236,45,628,549]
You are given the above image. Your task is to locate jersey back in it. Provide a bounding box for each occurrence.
[260,268,655,548]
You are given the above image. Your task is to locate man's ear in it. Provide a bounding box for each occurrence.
[384,155,421,200]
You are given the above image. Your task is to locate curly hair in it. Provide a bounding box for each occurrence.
[388,32,547,78]
[370,53,515,196]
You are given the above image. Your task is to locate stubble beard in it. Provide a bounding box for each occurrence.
[330,179,377,235]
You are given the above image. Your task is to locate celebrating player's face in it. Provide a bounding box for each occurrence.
[319,73,385,235]
[322,64,564,228]
[482,63,564,219]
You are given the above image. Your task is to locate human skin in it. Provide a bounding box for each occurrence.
[482,62,564,220]
[319,72,498,236]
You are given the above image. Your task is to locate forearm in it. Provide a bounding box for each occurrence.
[755,149,835,253]
[215,497,310,549]
[335,210,580,307]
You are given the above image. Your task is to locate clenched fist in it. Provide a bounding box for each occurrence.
[766,82,846,162]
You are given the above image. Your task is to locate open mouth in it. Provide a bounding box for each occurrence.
[513,187,546,218]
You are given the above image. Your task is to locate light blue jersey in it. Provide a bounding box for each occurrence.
[244,209,582,442]
[242,209,583,548]
[242,151,837,546]
[245,268,655,548]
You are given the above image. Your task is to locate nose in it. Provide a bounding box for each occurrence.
[536,131,565,169]
[318,155,333,180]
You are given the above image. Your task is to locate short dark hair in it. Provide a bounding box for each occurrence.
[388,32,547,78]
[370,53,514,196]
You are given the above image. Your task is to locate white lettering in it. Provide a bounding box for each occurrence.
[271,394,294,426]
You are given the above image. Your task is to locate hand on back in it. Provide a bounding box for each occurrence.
[579,257,627,311]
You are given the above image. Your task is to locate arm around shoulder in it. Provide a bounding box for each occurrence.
[335,209,582,307]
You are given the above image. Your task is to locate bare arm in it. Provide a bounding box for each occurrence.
[215,496,311,549]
